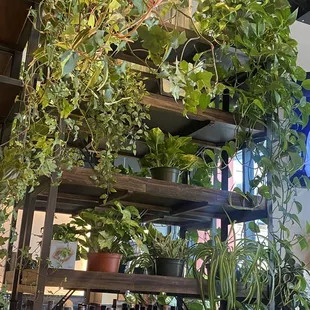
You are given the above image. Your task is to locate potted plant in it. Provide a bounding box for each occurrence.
[128,253,155,275]
[140,128,203,182]
[145,225,188,277]
[70,201,145,273]
[189,227,273,310]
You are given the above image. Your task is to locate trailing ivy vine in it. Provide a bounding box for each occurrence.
[0,0,310,308]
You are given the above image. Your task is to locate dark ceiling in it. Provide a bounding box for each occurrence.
[289,0,310,18]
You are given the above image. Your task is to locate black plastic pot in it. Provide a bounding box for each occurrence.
[145,266,155,275]
[150,167,180,183]
[119,264,126,273]
[133,267,144,274]
[155,258,184,277]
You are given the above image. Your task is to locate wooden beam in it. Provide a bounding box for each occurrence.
[34,184,59,310]
[120,200,171,212]
[231,209,268,223]
[61,167,265,210]
[173,120,211,136]
[35,199,98,210]
[181,220,212,230]
[142,94,235,124]
[39,192,99,204]
[170,202,209,216]
[106,190,130,204]
[44,269,206,297]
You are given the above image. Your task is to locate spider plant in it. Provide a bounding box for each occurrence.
[189,226,278,310]
[146,224,189,260]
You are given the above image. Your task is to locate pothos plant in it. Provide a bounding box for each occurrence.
[0,0,308,307]
[138,0,310,269]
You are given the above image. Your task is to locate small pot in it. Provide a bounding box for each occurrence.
[119,264,127,273]
[150,167,180,183]
[145,266,155,275]
[87,253,122,273]
[155,258,184,277]
[133,267,144,274]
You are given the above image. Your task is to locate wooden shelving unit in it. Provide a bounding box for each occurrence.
[0,0,36,142]
[28,168,266,228]
[0,0,33,51]
[0,75,23,121]
[1,2,270,310]
[6,268,259,299]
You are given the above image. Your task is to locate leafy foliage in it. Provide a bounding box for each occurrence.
[190,231,274,310]
[0,0,151,207]
[0,0,309,308]
[140,128,203,171]
[55,201,145,258]
[145,224,189,259]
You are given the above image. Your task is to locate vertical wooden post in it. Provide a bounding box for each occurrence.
[10,51,23,79]
[34,118,65,309]
[33,183,58,310]
[3,206,18,277]
[10,193,36,310]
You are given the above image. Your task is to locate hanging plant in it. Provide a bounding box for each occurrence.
[0,0,158,205]
[0,0,309,307]
[131,0,310,260]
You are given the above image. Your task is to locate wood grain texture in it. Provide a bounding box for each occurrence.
[61,167,266,215]
[46,269,204,296]
[0,0,32,50]
[0,75,23,119]
[142,94,235,124]
[7,269,259,298]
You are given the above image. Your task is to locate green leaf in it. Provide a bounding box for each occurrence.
[204,149,215,161]
[60,50,79,76]
[295,201,303,214]
[133,0,146,14]
[199,93,210,110]
[300,96,307,107]
[179,60,188,72]
[287,9,298,26]
[258,185,271,199]
[306,221,310,234]
[298,235,308,250]
[289,151,303,168]
[88,14,95,28]
[295,66,307,81]
[248,222,260,233]
[170,30,187,49]
[196,71,213,88]
[109,0,121,10]
[60,98,74,118]
[253,99,264,112]
[302,79,310,90]
[279,222,290,238]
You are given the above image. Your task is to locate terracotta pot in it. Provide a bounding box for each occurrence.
[87,253,122,273]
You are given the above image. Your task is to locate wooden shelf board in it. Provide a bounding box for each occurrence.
[143,94,263,146]
[0,75,23,120]
[143,94,235,124]
[6,269,257,299]
[98,93,263,157]
[30,167,266,223]
[53,167,267,223]
[50,269,203,296]
[0,50,12,76]
[0,0,33,51]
